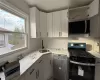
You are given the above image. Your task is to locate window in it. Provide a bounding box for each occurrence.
[0,34,5,47]
[0,8,27,55]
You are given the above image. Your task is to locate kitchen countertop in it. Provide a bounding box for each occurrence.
[1,49,100,80]
[20,51,51,75]
[49,49,70,57]
[88,51,100,58]
[0,51,51,80]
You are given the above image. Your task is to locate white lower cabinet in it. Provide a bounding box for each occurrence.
[36,57,44,80]
[43,54,53,80]
[18,54,53,80]
[25,63,37,80]
[18,74,25,80]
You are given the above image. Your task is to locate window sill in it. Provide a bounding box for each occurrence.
[0,46,28,59]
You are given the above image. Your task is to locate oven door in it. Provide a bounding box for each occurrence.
[69,60,95,80]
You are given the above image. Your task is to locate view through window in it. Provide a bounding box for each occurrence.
[0,8,26,55]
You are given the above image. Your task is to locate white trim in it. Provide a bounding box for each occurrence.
[0,0,30,57]
[0,0,28,18]
[69,6,89,11]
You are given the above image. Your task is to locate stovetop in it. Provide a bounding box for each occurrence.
[68,49,95,58]
[68,49,96,63]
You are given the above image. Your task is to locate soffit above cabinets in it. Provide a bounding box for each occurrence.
[25,0,93,12]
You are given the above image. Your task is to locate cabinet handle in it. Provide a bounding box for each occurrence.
[30,69,35,75]
[36,32,38,37]
[59,32,60,37]
[38,70,39,78]
[36,71,38,79]
[50,60,52,65]
[47,32,48,37]
[60,32,62,36]
[39,60,42,63]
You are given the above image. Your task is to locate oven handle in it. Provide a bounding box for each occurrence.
[70,60,95,66]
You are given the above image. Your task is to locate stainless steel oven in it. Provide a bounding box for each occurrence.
[68,43,96,80]
[69,60,95,80]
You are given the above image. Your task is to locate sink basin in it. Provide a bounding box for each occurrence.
[39,49,49,53]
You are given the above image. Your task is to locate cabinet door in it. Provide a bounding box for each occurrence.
[30,7,36,38]
[25,64,37,80]
[40,11,47,37]
[88,0,99,18]
[61,10,68,37]
[47,13,53,37]
[69,7,88,22]
[30,7,40,38]
[53,11,61,37]
[43,54,53,80]
[36,8,40,38]
[90,14,100,37]
[36,57,44,80]
[17,74,25,80]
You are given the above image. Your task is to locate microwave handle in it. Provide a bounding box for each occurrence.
[85,20,87,33]
[70,60,95,66]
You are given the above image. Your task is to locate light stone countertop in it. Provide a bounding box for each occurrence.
[88,51,100,58]
[19,51,51,75]
[1,49,100,80]
[48,49,70,57]
[0,51,51,80]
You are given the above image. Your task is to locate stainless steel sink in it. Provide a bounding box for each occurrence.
[39,49,49,53]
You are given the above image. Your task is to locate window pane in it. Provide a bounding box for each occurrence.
[0,8,25,33]
[0,7,27,55]
[0,33,26,55]
[0,34,5,47]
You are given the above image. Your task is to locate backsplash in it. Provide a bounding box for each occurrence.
[43,37,100,52]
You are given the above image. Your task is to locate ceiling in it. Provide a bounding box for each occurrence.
[25,0,93,12]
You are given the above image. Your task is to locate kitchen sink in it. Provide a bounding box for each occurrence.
[39,49,49,53]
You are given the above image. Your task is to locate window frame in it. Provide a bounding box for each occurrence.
[0,0,29,56]
[0,33,5,48]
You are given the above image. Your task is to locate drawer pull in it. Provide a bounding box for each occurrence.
[30,69,35,75]
[38,70,39,78]
[36,71,38,79]
[39,60,42,63]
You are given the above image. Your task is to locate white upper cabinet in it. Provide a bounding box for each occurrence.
[30,7,69,38]
[40,11,47,37]
[53,11,61,37]
[88,0,99,18]
[30,7,40,38]
[69,7,88,22]
[47,10,68,38]
[47,13,53,37]
[61,10,68,37]
[90,14,100,37]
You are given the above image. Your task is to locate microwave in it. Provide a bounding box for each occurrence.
[68,20,90,35]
